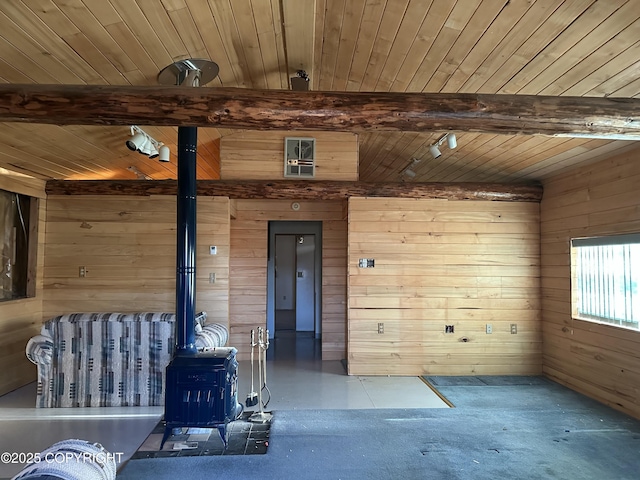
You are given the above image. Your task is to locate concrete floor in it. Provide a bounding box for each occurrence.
[119,375,640,480]
[0,331,446,478]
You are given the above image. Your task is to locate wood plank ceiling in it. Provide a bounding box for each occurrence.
[0,0,638,183]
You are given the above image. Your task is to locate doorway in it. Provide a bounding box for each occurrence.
[274,234,316,332]
[267,221,322,341]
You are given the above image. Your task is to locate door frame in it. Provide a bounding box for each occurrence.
[267,221,322,339]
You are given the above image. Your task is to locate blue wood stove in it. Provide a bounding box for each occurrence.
[161,122,241,450]
[161,347,240,449]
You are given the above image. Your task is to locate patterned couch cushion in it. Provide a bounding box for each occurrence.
[38,313,174,408]
[27,312,229,408]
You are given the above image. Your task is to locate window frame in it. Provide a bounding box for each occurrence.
[570,233,639,331]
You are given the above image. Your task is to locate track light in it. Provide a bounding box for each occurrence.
[137,138,152,156]
[429,133,457,159]
[126,126,169,162]
[147,142,159,159]
[401,157,422,179]
[126,132,147,151]
[447,133,457,149]
[158,145,170,162]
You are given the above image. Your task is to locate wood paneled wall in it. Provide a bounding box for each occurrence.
[221,131,358,181]
[0,172,46,395]
[43,195,230,326]
[541,150,640,419]
[348,197,541,376]
[229,199,347,360]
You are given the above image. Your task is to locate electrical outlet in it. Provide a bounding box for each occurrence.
[486,324,492,334]
[511,324,517,334]
[359,258,375,268]
[377,322,384,334]
[445,325,454,334]
[209,273,216,284]
[79,266,86,277]
[209,245,217,255]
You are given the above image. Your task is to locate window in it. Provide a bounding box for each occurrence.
[571,234,639,330]
[0,189,35,301]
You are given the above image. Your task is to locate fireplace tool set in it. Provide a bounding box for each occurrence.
[247,327,272,423]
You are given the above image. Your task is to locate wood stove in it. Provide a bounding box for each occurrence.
[158,60,241,449]
[161,347,240,449]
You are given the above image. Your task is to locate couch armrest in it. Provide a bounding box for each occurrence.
[195,323,229,349]
[25,334,54,366]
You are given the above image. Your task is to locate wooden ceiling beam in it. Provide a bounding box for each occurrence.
[0,85,638,140]
[45,179,542,202]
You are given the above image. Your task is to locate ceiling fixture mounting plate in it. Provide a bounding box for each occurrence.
[157,59,219,86]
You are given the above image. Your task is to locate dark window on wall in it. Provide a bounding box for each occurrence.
[0,189,35,301]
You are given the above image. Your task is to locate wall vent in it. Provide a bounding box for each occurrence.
[284,137,315,178]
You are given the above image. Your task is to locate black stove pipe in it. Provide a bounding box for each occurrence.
[175,126,198,355]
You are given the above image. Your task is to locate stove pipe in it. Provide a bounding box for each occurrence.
[175,126,198,355]
[158,59,219,356]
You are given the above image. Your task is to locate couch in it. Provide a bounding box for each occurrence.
[25,312,228,408]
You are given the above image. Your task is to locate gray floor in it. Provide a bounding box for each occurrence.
[0,332,445,478]
[5,331,640,479]
[119,376,640,480]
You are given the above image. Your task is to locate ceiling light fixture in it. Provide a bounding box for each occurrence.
[137,138,153,156]
[401,157,422,179]
[429,133,457,159]
[147,142,160,159]
[291,70,310,91]
[126,126,169,162]
[126,130,147,151]
[158,145,170,162]
[447,133,457,149]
